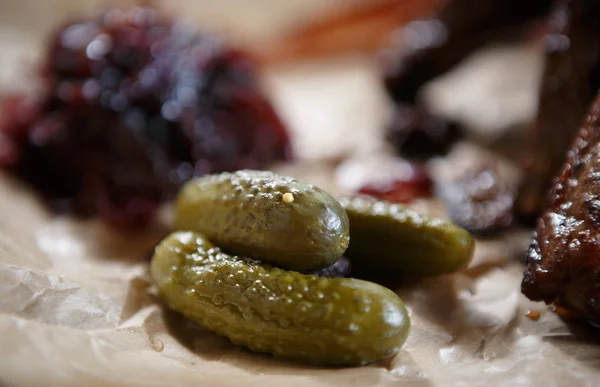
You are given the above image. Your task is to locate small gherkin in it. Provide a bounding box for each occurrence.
[151,231,411,366]
[341,196,475,275]
[175,170,350,271]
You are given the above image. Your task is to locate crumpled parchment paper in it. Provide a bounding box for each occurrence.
[2,165,600,387]
[2,2,600,386]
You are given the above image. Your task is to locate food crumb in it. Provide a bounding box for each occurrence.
[282,192,295,204]
[151,337,164,352]
[526,310,541,321]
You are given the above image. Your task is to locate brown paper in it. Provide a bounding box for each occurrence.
[2,2,600,386]
[2,168,600,387]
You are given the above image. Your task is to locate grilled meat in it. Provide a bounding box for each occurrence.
[522,94,600,323]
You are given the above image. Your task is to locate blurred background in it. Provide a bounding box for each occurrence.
[0,0,395,91]
[0,0,545,216]
[0,0,543,143]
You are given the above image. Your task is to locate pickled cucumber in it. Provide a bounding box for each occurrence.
[175,170,349,271]
[151,231,411,366]
[341,196,474,275]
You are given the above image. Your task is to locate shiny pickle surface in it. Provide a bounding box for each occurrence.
[175,170,349,271]
[151,231,411,366]
[341,196,475,275]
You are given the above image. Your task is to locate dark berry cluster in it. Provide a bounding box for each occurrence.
[356,161,432,204]
[437,162,514,234]
[0,7,291,228]
[386,104,461,159]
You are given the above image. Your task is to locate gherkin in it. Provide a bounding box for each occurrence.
[341,196,474,275]
[151,231,411,366]
[175,170,350,271]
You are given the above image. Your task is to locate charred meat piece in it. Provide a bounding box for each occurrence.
[437,161,514,234]
[522,94,600,324]
[516,0,600,219]
[381,0,552,104]
[0,7,291,229]
[381,0,551,160]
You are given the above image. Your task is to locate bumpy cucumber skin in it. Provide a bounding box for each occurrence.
[175,170,350,271]
[341,196,475,275]
[151,231,411,366]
